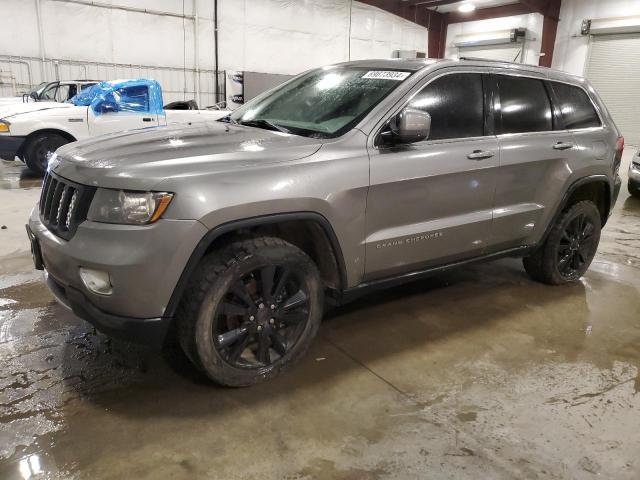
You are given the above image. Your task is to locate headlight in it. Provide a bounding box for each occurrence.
[0,121,9,133]
[87,189,174,225]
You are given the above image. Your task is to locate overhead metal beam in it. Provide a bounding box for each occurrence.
[401,0,460,7]
[446,2,532,23]
[519,0,560,21]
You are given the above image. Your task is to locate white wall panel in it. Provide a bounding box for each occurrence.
[552,0,640,75]
[0,0,427,102]
[445,13,543,65]
[584,33,640,145]
[0,0,41,57]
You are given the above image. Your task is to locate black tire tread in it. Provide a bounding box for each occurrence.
[176,236,321,386]
[523,200,600,285]
[23,133,69,175]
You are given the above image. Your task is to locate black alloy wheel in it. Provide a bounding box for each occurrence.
[523,200,602,285]
[213,264,311,369]
[556,212,597,279]
[177,237,323,386]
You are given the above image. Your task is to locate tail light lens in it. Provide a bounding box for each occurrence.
[614,136,624,174]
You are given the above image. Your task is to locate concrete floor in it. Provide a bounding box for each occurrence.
[0,152,639,480]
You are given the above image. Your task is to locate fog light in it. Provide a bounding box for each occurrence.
[79,267,113,296]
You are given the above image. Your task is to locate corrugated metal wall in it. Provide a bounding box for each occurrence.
[585,33,640,145]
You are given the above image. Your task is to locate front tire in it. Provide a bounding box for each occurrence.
[23,133,69,176]
[523,200,601,285]
[177,237,323,387]
[628,179,640,199]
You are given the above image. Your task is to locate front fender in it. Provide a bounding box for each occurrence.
[4,108,88,140]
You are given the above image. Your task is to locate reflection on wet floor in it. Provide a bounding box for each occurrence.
[0,153,639,479]
[0,160,42,190]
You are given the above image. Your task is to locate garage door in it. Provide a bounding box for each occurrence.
[585,33,640,145]
[457,44,524,63]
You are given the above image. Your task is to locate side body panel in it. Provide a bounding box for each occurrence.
[154,129,371,288]
[88,109,160,136]
[364,67,499,280]
[487,69,618,251]
[3,105,90,139]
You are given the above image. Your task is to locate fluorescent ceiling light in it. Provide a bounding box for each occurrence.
[458,2,476,12]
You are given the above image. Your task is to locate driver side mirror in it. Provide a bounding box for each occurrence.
[381,108,431,145]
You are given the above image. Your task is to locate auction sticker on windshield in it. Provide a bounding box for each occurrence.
[362,71,411,81]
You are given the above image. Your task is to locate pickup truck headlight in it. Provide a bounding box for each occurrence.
[0,120,9,133]
[87,189,174,225]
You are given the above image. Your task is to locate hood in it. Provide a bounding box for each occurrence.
[0,96,27,105]
[53,121,324,190]
[0,101,72,120]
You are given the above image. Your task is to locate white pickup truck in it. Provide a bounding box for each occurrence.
[0,79,230,174]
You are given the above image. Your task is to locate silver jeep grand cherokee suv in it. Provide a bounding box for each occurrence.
[27,59,623,386]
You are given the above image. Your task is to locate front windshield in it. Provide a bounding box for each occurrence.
[229,67,412,138]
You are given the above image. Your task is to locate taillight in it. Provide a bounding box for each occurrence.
[614,136,624,173]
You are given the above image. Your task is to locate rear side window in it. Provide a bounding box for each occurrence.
[496,75,552,134]
[550,82,601,129]
[409,73,484,141]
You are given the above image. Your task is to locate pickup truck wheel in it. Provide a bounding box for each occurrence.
[23,133,69,176]
[177,237,323,387]
[523,200,601,285]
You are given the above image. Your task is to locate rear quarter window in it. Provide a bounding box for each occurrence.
[495,75,553,134]
[550,82,601,129]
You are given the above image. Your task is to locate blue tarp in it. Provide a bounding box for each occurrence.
[69,79,164,115]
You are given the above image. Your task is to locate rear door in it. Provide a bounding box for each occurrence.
[89,84,159,136]
[365,69,499,280]
[487,71,580,251]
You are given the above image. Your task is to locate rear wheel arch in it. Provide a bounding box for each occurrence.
[165,212,348,319]
[545,176,611,236]
[564,177,611,226]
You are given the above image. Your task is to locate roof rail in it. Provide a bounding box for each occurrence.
[458,56,516,63]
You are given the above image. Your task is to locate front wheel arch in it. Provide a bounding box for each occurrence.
[19,129,77,158]
[164,212,348,320]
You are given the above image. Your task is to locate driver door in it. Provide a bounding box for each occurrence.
[89,84,159,136]
[365,69,499,280]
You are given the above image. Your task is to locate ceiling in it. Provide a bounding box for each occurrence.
[402,0,521,13]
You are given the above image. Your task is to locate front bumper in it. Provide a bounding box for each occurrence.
[28,206,207,346]
[45,269,171,347]
[0,135,26,160]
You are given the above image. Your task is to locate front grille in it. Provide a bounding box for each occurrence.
[39,172,96,240]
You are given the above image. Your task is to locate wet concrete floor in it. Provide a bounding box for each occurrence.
[1,154,639,479]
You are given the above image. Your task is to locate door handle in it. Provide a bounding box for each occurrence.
[467,150,494,160]
[553,142,574,151]
[142,117,153,122]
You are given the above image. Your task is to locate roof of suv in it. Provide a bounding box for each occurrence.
[331,58,583,83]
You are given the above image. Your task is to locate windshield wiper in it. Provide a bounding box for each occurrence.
[238,118,291,134]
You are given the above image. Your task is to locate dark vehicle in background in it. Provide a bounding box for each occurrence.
[629,150,640,198]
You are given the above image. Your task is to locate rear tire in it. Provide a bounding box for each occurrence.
[177,237,323,387]
[523,201,601,285]
[23,133,69,176]
[628,180,640,199]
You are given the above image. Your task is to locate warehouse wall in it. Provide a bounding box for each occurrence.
[0,0,427,104]
[444,13,544,65]
[552,0,640,75]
